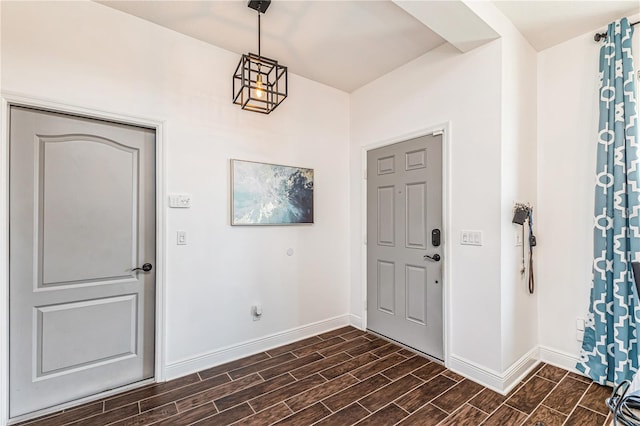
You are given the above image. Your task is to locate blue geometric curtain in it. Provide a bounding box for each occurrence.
[577,18,640,387]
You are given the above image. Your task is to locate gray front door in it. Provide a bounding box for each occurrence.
[367,134,443,360]
[9,106,156,418]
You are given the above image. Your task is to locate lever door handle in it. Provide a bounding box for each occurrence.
[423,254,441,262]
[132,263,153,272]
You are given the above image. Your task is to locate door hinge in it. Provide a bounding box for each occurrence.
[363,168,367,180]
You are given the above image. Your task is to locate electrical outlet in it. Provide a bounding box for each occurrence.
[576,318,585,342]
[252,304,262,321]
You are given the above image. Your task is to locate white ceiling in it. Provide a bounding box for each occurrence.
[99,0,640,92]
[97,1,446,92]
[495,1,639,51]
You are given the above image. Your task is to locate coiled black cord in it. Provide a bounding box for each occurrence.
[527,207,536,294]
[607,380,640,426]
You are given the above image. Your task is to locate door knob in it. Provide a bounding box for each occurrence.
[424,254,441,262]
[132,263,153,272]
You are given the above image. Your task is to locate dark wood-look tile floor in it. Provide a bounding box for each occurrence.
[15,327,614,426]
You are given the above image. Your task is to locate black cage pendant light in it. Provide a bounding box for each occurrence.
[233,0,288,114]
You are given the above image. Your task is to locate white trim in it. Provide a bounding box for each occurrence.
[0,92,167,425]
[154,109,168,384]
[449,345,540,395]
[349,314,363,330]
[500,346,541,394]
[0,93,166,129]
[441,122,452,369]
[538,345,580,374]
[359,122,452,366]
[0,98,11,426]
[165,315,351,380]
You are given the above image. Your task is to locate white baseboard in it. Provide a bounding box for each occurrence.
[165,315,351,380]
[500,346,541,394]
[448,346,540,395]
[539,345,580,373]
[448,356,504,393]
[349,314,363,329]
[166,324,583,396]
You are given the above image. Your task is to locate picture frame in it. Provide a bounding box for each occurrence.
[230,159,314,225]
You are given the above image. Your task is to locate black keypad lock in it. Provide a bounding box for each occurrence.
[432,229,441,247]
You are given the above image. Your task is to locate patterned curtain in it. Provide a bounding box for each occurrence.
[577,18,640,387]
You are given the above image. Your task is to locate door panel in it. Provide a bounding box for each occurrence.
[405,264,427,324]
[40,136,137,286]
[367,134,443,359]
[377,155,395,175]
[9,106,156,418]
[405,182,427,249]
[377,260,396,314]
[405,149,426,170]
[38,295,137,376]
[377,186,395,246]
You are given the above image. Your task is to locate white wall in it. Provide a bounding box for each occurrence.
[470,2,540,372]
[499,32,539,371]
[350,40,505,373]
[1,0,350,375]
[537,16,640,369]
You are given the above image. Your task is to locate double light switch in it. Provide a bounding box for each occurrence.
[461,230,483,246]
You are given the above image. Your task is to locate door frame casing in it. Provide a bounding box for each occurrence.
[0,92,168,425]
[361,122,452,368]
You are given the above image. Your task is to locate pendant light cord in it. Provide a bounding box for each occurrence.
[256,11,262,79]
[257,11,261,58]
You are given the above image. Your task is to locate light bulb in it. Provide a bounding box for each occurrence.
[255,75,264,98]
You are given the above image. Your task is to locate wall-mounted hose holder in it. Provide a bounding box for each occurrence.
[513,202,537,294]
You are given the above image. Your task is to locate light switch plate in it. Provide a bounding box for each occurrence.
[169,193,192,208]
[177,230,187,245]
[461,230,483,246]
[515,232,523,246]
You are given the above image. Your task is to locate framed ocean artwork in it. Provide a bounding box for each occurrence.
[230,159,314,225]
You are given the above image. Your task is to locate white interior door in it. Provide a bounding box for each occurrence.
[9,106,156,418]
[366,134,443,360]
